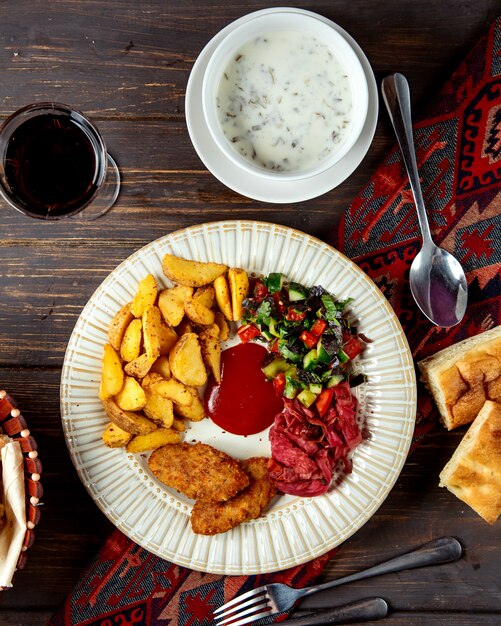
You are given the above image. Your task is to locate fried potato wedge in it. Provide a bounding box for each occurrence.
[175,317,194,336]
[169,332,208,387]
[100,344,125,400]
[120,318,143,363]
[142,305,162,360]
[131,274,158,318]
[124,353,156,379]
[149,377,193,407]
[171,417,186,432]
[102,398,157,435]
[214,311,230,341]
[108,302,134,351]
[228,268,249,321]
[158,285,193,327]
[115,376,147,411]
[213,274,233,320]
[173,386,205,421]
[193,285,215,309]
[150,355,171,379]
[143,389,174,427]
[184,298,215,326]
[159,321,178,355]
[199,324,221,383]
[126,427,182,453]
[102,422,133,448]
[162,254,227,288]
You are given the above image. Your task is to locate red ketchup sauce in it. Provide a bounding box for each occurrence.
[204,343,284,436]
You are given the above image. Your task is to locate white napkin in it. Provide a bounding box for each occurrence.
[0,441,26,588]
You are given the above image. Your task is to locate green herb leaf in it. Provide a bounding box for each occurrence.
[256,300,272,326]
[321,294,338,321]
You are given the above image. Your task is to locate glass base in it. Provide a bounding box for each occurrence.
[71,154,120,220]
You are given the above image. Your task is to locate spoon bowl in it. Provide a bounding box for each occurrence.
[382,73,468,327]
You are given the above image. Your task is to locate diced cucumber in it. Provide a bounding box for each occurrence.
[262,357,290,379]
[267,273,284,294]
[288,282,308,302]
[326,374,344,388]
[303,349,318,371]
[309,383,323,394]
[297,388,318,408]
[316,341,331,366]
[338,349,350,364]
[268,317,280,338]
[284,371,301,399]
[261,328,274,341]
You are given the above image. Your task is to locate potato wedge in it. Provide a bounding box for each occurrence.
[124,353,155,379]
[184,298,215,326]
[162,254,227,287]
[213,274,233,320]
[158,285,193,327]
[142,305,162,360]
[100,344,125,400]
[171,417,186,432]
[169,332,208,387]
[143,388,174,427]
[120,318,143,363]
[126,427,181,453]
[175,317,194,336]
[228,268,249,321]
[193,285,215,309]
[199,324,221,383]
[150,355,171,379]
[108,302,134,351]
[159,321,177,355]
[102,398,157,435]
[115,376,147,411]
[102,422,133,448]
[141,372,164,389]
[213,311,230,341]
[173,386,205,421]
[149,377,193,406]
[131,274,158,318]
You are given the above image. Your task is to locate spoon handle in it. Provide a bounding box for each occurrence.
[381,73,433,245]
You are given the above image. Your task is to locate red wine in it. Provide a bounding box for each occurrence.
[3,112,102,217]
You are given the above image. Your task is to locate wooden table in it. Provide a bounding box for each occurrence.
[0,1,500,624]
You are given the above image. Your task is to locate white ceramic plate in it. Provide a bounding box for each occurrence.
[61,221,416,574]
[185,8,378,203]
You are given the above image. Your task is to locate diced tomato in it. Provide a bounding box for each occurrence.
[269,338,280,353]
[273,291,286,315]
[253,280,269,301]
[343,337,364,360]
[273,372,286,395]
[315,387,335,416]
[237,323,261,343]
[311,319,327,337]
[286,307,306,322]
[300,330,317,349]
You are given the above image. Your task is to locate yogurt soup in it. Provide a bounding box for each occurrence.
[216,31,353,173]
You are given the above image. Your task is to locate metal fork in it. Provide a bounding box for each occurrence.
[213,536,462,625]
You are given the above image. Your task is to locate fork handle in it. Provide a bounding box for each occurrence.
[284,597,388,624]
[300,537,461,599]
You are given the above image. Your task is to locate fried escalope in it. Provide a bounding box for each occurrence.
[148,442,249,502]
[190,457,277,535]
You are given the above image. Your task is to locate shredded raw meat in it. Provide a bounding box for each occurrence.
[268,382,362,497]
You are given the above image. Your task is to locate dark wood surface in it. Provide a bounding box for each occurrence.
[0,1,500,624]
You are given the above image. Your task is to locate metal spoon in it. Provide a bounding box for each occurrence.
[381,73,467,327]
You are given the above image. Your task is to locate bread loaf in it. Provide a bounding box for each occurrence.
[439,400,501,524]
[418,326,501,430]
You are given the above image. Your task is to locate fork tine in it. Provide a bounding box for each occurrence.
[213,586,266,615]
[216,603,272,626]
[214,593,267,621]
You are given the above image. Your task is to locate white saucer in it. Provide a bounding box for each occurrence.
[185,7,378,204]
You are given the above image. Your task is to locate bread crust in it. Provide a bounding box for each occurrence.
[418,326,501,430]
[439,400,501,524]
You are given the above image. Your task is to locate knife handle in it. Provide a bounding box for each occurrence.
[285,597,388,625]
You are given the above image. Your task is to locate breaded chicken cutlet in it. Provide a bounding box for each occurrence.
[191,457,277,535]
[148,442,249,502]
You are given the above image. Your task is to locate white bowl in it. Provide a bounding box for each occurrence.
[202,10,369,182]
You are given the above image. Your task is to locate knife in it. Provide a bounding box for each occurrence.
[284,597,388,625]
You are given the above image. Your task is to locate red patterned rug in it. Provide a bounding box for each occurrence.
[48,17,501,626]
